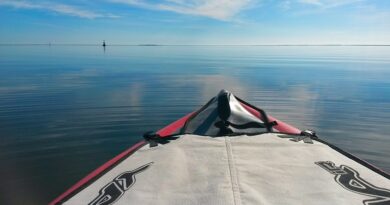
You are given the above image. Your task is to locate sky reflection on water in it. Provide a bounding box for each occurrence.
[0,45,389,204]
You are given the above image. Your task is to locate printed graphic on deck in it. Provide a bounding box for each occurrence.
[315,161,390,205]
[89,162,153,205]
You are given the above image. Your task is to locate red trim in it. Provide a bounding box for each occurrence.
[267,115,301,134]
[240,103,301,134]
[157,112,194,137]
[49,140,146,205]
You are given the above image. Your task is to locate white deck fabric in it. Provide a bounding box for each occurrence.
[64,133,390,205]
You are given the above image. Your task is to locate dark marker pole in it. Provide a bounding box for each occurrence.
[103,40,106,53]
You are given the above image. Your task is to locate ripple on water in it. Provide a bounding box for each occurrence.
[0,45,390,204]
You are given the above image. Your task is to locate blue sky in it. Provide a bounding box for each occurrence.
[0,0,389,44]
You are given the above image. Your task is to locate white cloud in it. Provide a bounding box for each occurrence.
[110,0,254,20]
[0,0,119,19]
[298,0,362,9]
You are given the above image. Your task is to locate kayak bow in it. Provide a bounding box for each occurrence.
[51,90,390,205]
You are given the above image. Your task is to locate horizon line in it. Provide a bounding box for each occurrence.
[0,43,390,47]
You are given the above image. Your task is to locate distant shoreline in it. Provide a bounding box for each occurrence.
[0,43,389,46]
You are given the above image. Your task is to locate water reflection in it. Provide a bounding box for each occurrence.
[0,45,389,204]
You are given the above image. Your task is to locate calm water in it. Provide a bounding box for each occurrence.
[0,45,389,204]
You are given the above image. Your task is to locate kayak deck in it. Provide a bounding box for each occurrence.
[63,133,390,205]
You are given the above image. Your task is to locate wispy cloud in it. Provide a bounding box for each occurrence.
[0,0,119,19]
[298,0,322,6]
[298,0,362,9]
[351,4,390,27]
[279,1,292,10]
[110,0,254,21]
